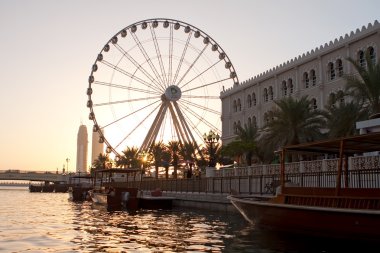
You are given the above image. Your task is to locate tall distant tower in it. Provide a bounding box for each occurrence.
[76,124,88,173]
[91,130,104,167]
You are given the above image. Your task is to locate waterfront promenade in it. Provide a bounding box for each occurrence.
[2,153,380,211]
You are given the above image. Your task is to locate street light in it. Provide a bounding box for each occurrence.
[203,130,220,167]
[66,158,70,174]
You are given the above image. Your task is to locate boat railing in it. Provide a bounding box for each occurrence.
[224,155,380,177]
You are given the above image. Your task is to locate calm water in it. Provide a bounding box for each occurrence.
[0,186,377,253]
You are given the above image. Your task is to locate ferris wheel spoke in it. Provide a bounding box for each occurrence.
[176,43,209,87]
[94,81,161,96]
[180,59,222,90]
[102,100,161,129]
[94,96,161,107]
[168,24,174,87]
[113,44,163,91]
[100,60,162,94]
[149,24,168,87]
[179,101,221,134]
[180,99,221,115]
[177,107,205,142]
[115,102,162,150]
[172,31,193,85]
[182,77,231,93]
[181,95,220,99]
[130,31,166,90]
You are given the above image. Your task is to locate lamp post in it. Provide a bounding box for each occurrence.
[203,130,220,167]
[66,158,70,175]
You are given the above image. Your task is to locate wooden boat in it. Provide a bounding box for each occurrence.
[138,189,175,209]
[68,174,93,201]
[89,168,140,210]
[228,132,380,241]
[54,182,69,193]
[29,183,43,192]
[42,183,55,192]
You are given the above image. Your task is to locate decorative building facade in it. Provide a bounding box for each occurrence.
[76,124,88,173]
[221,20,380,144]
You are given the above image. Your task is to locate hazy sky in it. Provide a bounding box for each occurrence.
[0,0,379,171]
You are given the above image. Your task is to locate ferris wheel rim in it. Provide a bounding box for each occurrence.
[87,18,239,158]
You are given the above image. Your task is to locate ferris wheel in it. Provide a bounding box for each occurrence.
[86,18,239,158]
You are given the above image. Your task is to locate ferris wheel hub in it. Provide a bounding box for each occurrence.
[164,85,182,101]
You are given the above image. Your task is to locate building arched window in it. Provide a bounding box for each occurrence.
[247,94,252,108]
[237,98,242,111]
[252,116,257,128]
[311,98,317,110]
[328,62,335,80]
[368,46,376,65]
[282,80,287,97]
[263,88,268,102]
[233,100,237,112]
[252,92,257,106]
[303,72,309,88]
[328,92,336,105]
[336,59,343,77]
[269,86,274,100]
[288,78,294,94]
[310,69,317,86]
[358,50,366,68]
[247,117,252,127]
[233,122,237,134]
[264,113,269,125]
[237,120,241,131]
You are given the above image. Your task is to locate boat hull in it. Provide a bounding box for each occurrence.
[68,186,92,201]
[29,185,43,192]
[89,188,139,210]
[229,195,380,241]
[139,196,174,210]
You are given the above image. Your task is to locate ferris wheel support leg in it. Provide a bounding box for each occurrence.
[140,103,167,152]
[173,101,203,156]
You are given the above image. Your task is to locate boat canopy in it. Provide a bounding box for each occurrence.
[282,132,380,155]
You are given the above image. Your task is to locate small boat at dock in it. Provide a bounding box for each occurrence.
[139,189,175,210]
[229,132,380,241]
[29,183,43,192]
[89,168,140,210]
[68,174,93,201]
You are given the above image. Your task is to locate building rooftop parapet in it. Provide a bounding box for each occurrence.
[220,20,379,98]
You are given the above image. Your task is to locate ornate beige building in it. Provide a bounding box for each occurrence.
[221,20,380,144]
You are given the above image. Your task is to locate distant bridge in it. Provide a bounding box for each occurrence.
[0,170,70,182]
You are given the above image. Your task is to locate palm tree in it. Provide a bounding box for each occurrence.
[323,94,368,138]
[92,153,111,172]
[167,141,181,178]
[203,140,221,167]
[235,123,258,166]
[116,146,140,169]
[161,149,171,179]
[150,142,167,179]
[345,52,380,118]
[220,140,245,166]
[262,95,325,149]
[180,142,198,178]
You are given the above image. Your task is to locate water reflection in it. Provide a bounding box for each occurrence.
[2,187,378,253]
[69,202,239,252]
